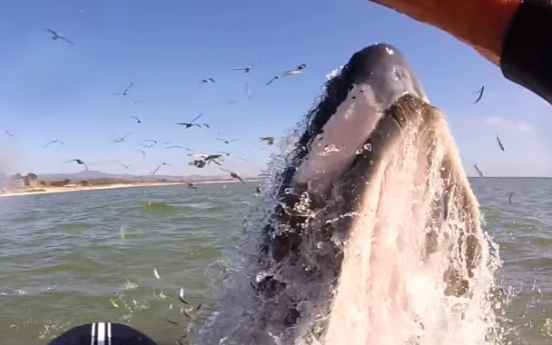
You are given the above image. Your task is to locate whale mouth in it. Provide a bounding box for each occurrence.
[191,44,498,345]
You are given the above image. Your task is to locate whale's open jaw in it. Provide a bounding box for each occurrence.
[191,44,496,345]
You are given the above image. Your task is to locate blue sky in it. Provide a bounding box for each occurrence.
[0,0,550,178]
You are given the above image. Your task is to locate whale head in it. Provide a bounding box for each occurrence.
[191,43,495,345]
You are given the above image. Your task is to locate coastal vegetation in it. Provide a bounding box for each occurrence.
[0,171,259,196]
[2,173,172,190]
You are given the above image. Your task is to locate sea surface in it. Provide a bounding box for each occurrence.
[0,178,551,345]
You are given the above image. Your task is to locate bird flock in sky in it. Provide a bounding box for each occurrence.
[4,29,313,184]
[6,29,501,186]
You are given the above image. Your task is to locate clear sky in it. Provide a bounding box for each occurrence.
[0,0,550,178]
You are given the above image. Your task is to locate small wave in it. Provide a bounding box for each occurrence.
[55,222,94,231]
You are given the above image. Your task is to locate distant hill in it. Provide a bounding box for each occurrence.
[37,170,258,183]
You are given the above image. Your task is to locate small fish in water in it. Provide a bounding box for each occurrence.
[473,86,484,104]
[165,315,178,326]
[496,133,505,151]
[508,192,514,205]
[178,288,189,304]
[109,299,119,308]
[154,268,160,279]
[183,304,202,319]
[473,164,484,178]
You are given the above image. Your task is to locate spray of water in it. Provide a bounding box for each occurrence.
[322,103,503,345]
[190,77,505,345]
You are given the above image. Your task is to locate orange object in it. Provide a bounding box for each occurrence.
[370,0,522,65]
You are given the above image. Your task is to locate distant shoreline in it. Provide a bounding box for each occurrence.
[0,179,259,198]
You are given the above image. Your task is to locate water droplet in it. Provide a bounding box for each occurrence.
[369,160,374,165]
[355,149,363,155]
[284,188,292,194]
[363,143,372,151]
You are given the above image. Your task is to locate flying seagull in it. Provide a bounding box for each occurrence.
[220,167,245,183]
[44,139,65,148]
[65,159,89,171]
[114,82,134,96]
[130,100,145,106]
[152,162,171,175]
[232,61,262,74]
[5,130,14,137]
[46,29,73,45]
[183,181,198,190]
[166,145,191,150]
[113,132,131,143]
[130,115,142,124]
[188,153,223,166]
[176,113,203,129]
[496,133,505,152]
[473,164,484,178]
[266,64,307,85]
[260,137,275,145]
[473,86,485,104]
[189,160,206,168]
[216,137,239,144]
[200,78,216,84]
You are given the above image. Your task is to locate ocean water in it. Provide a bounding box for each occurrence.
[0,178,551,345]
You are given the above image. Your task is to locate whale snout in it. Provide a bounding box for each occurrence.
[350,43,429,109]
[292,43,429,193]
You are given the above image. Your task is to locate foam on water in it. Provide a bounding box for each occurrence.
[190,77,505,345]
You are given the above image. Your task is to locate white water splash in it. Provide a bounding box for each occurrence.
[190,106,505,345]
[326,66,344,81]
[323,114,502,345]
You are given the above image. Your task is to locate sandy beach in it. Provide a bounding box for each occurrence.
[0,179,257,198]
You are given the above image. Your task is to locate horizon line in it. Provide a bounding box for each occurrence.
[2,169,551,179]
